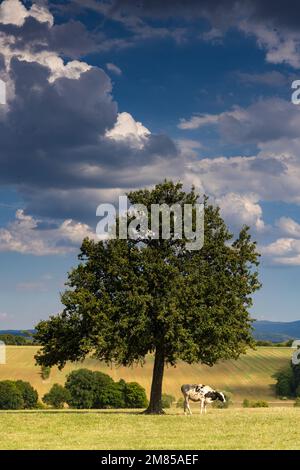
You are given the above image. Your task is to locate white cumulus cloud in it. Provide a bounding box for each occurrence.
[106,111,150,148]
[0,210,95,255]
[0,0,53,27]
[217,193,266,232]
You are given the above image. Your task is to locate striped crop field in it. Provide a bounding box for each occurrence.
[0,346,293,403]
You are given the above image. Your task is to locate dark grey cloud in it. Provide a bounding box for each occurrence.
[0,2,180,221]
[104,0,300,29]
[218,98,300,145]
[2,0,296,231]
[69,0,300,67]
[10,1,298,67]
[246,1,300,32]
[249,157,287,176]
[0,15,101,58]
[49,20,102,57]
[0,56,178,222]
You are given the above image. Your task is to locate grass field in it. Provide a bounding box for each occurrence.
[0,346,293,402]
[0,408,299,450]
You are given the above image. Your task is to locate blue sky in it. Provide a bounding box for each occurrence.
[1,0,300,328]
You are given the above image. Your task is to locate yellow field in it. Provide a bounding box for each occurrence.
[0,346,293,403]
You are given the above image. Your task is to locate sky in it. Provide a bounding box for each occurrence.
[1,0,300,328]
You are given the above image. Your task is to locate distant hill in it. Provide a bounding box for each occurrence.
[253,320,300,342]
[1,323,300,343]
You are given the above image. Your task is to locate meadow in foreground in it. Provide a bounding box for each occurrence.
[0,408,299,450]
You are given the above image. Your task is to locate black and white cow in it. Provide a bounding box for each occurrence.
[181,384,226,415]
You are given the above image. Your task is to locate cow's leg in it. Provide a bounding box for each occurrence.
[204,401,207,414]
[183,396,188,415]
[186,398,192,415]
[200,399,204,415]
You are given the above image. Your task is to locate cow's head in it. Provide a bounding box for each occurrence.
[217,392,226,403]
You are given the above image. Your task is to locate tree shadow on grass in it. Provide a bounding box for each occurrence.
[0,409,144,415]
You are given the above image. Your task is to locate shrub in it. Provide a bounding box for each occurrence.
[15,380,38,409]
[176,397,184,408]
[294,397,300,407]
[275,366,294,397]
[274,363,300,398]
[43,384,70,409]
[294,364,300,394]
[40,365,51,380]
[243,398,250,408]
[35,401,46,409]
[252,400,269,408]
[243,398,268,408]
[94,382,125,409]
[161,394,175,409]
[276,377,293,397]
[65,369,120,409]
[123,382,148,409]
[0,381,24,409]
[91,371,121,408]
[65,369,96,409]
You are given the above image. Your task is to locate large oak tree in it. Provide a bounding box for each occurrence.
[35,181,261,413]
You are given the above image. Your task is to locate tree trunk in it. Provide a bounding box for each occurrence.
[144,344,165,414]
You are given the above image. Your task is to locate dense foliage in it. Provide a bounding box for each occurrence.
[0,381,24,409]
[275,362,300,397]
[294,397,300,407]
[0,370,147,410]
[43,384,70,409]
[15,380,38,408]
[65,369,148,409]
[243,398,269,408]
[0,380,38,409]
[123,381,148,408]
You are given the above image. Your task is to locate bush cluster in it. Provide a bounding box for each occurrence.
[243,398,269,408]
[43,384,70,409]
[0,369,148,410]
[294,397,300,407]
[161,394,175,409]
[176,397,184,408]
[275,362,300,398]
[43,369,148,409]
